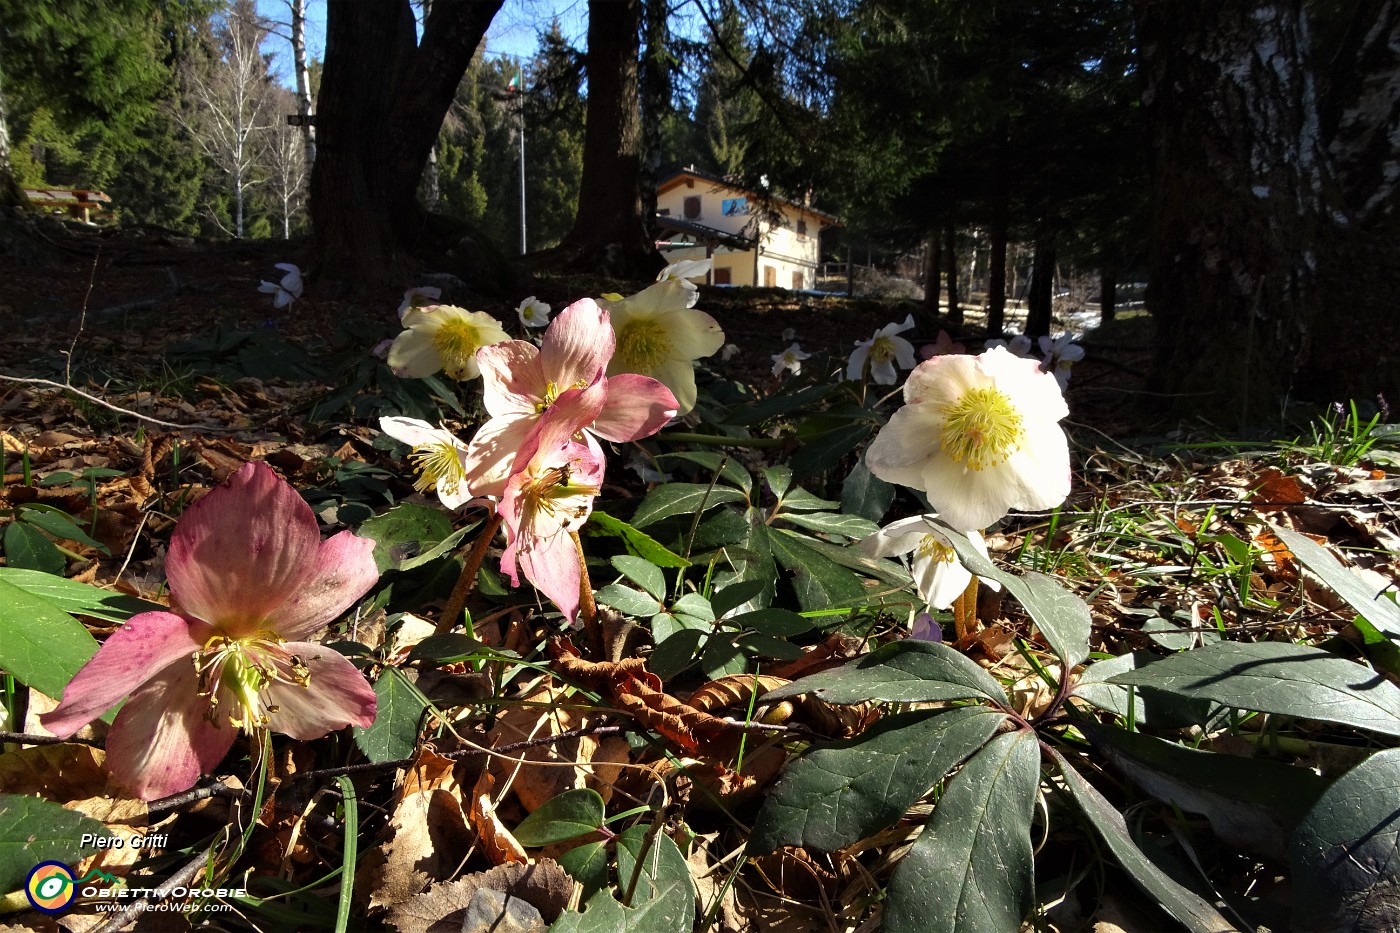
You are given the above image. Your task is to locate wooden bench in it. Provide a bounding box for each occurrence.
[23,187,113,224]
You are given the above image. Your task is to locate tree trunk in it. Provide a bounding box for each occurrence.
[289,0,316,167]
[310,0,502,290]
[1099,267,1117,323]
[549,0,657,277]
[987,154,1009,336]
[638,0,668,243]
[944,223,962,325]
[1134,0,1326,422]
[921,227,942,322]
[1026,232,1055,338]
[0,47,24,207]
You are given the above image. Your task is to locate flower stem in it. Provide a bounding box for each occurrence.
[438,512,504,635]
[570,529,603,657]
[952,576,980,643]
[655,431,787,448]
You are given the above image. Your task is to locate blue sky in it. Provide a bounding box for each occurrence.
[256,0,590,87]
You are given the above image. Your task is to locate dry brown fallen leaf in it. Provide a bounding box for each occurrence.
[468,769,528,866]
[384,860,575,933]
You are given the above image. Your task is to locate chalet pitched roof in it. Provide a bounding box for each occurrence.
[653,214,757,251]
[657,167,841,226]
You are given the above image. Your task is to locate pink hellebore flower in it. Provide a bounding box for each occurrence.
[500,388,608,624]
[464,298,677,498]
[919,330,966,360]
[41,462,379,800]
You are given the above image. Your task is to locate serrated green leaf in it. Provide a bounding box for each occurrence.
[737,632,805,660]
[3,521,66,574]
[776,511,879,538]
[513,789,606,847]
[629,484,747,530]
[1051,750,1236,932]
[885,730,1040,933]
[728,608,814,637]
[764,640,1008,706]
[353,666,428,763]
[709,579,768,620]
[775,486,840,513]
[766,527,866,612]
[549,825,695,933]
[1110,641,1400,737]
[751,706,1005,853]
[841,457,895,523]
[596,584,663,618]
[651,627,706,681]
[762,466,793,500]
[1291,747,1400,933]
[0,794,114,893]
[670,592,713,623]
[356,503,457,574]
[1273,525,1400,642]
[728,381,837,426]
[20,506,109,554]
[396,523,470,572]
[701,637,747,679]
[611,556,667,602]
[933,521,1089,669]
[584,511,691,569]
[790,423,874,479]
[0,578,99,700]
[0,568,164,623]
[559,840,610,899]
[657,451,752,493]
[405,633,490,665]
[783,530,911,588]
[714,508,776,613]
[1071,651,1222,729]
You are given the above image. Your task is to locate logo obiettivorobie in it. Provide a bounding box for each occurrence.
[25,861,77,913]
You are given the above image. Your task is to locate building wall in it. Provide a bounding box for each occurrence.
[656,176,829,291]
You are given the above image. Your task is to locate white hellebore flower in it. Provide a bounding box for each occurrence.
[771,342,810,377]
[258,263,303,310]
[847,314,918,385]
[1038,334,1085,390]
[601,278,725,415]
[656,258,712,307]
[387,305,510,381]
[397,286,442,320]
[986,334,1034,358]
[860,515,1001,610]
[865,346,1071,531]
[379,417,473,509]
[516,296,552,329]
[720,343,740,362]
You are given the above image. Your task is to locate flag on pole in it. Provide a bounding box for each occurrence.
[507,68,522,93]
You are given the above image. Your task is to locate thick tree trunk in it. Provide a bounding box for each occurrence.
[1099,267,1117,323]
[987,153,1009,336]
[549,0,658,277]
[1026,233,1055,338]
[944,223,962,325]
[289,0,315,167]
[1135,0,1326,421]
[310,0,502,289]
[922,227,942,320]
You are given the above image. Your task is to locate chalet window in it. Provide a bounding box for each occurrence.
[657,208,671,216]
[714,267,732,285]
[797,219,808,240]
[792,270,804,290]
[683,196,701,219]
[763,266,777,287]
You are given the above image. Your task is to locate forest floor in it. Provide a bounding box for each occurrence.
[3,220,1399,932]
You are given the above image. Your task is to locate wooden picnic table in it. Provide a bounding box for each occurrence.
[22,187,113,224]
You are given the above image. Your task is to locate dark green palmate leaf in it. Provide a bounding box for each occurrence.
[1273,525,1400,642]
[356,503,457,574]
[840,456,895,523]
[764,640,1008,706]
[628,483,748,529]
[751,706,1006,853]
[549,824,695,933]
[1049,749,1237,933]
[353,666,429,763]
[584,511,691,569]
[1291,747,1400,933]
[766,527,867,611]
[1072,651,1222,729]
[514,789,606,847]
[0,578,99,700]
[884,730,1041,933]
[1080,720,1326,862]
[934,521,1090,669]
[1110,641,1400,737]
[3,520,66,574]
[0,568,164,623]
[0,794,113,893]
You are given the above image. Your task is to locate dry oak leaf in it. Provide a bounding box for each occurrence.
[357,747,473,911]
[487,681,616,812]
[469,769,528,866]
[384,859,574,933]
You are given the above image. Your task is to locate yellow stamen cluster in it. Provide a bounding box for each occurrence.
[409,439,467,497]
[194,633,312,733]
[916,534,957,564]
[433,318,485,378]
[869,336,899,363]
[939,387,1026,471]
[614,318,674,373]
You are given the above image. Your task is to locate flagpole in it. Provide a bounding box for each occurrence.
[516,61,527,256]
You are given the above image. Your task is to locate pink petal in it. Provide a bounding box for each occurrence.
[264,643,377,739]
[104,660,237,800]
[592,374,678,442]
[541,299,615,389]
[463,415,537,499]
[40,611,206,738]
[167,462,320,635]
[508,377,608,478]
[519,531,585,624]
[268,531,380,641]
[477,340,545,419]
